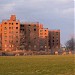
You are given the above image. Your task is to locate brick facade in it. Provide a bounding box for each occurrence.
[49,30,60,54]
[0,15,60,54]
[1,15,20,51]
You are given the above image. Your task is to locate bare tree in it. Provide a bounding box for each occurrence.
[65,38,75,51]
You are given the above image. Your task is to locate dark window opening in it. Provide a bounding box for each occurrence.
[57,43,58,45]
[4,22,7,24]
[21,25,24,27]
[4,27,7,30]
[9,27,11,29]
[45,33,46,35]
[34,38,36,39]
[12,23,13,25]
[16,23,18,25]
[9,23,11,24]
[16,41,18,43]
[53,37,54,39]
[28,42,31,43]
[16,27,18,29]
[34,29,36,31]
[16,32,18,33]
[53,40,54,42]
[29,24,31,26]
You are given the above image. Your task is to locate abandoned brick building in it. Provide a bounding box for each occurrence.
[0,15,60,54]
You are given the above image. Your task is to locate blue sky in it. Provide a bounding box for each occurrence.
[0,0,74,46]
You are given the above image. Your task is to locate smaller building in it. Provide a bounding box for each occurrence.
[39,28,49,52]
[49,30,60,54]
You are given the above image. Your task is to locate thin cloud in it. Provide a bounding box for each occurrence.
[3,3,15,11]
[62,8,74,15]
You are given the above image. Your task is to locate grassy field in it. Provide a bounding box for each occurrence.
[0,55,75,75]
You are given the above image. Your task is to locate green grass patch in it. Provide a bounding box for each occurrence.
[0,55,75,75]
